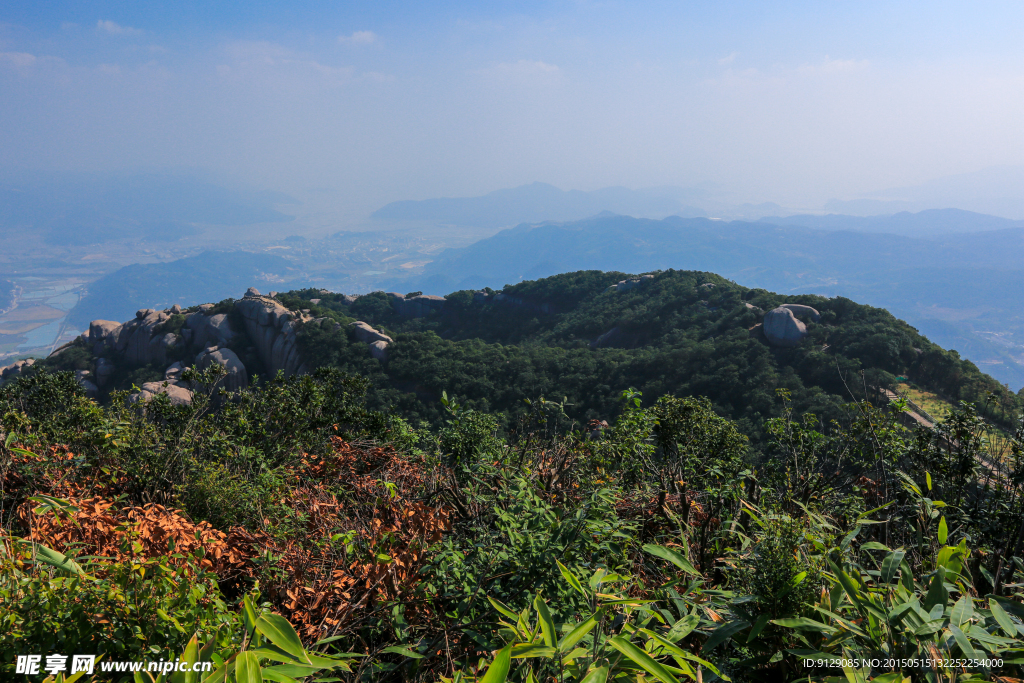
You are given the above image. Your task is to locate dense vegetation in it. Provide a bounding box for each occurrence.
[6,269,1024,681]
[3,354,1024,681]
[284,270,1021,438]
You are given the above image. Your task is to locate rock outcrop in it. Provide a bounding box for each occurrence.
[777,304,820,323]
[605,274,655,293]
[235,290,307,378]
[131,381,193,407]
[349,321,393,361]
[196,347,249,392]
[387,293,447,318]
[19,287,317,402]
[350,321,393,345]
[763,304,820,347]
[0,358,34,381]
[369,340,389,361]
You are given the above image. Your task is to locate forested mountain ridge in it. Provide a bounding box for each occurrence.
[284,269,1021,438]
[24,268,1020,443]
[382,213,1024,389]
[6,269,1024,682]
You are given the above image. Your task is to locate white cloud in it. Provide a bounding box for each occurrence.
[97,20,143,36]
[0,51,37,68]
[220,41,355,83]
[338,30,377,45]
[798,56,869,75]
[491,60,560,74]
[718,52,738,65]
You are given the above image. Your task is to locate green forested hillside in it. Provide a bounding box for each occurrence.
[285,269,1021,439]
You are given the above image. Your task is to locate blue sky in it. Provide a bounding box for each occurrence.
[1,1,1021,214]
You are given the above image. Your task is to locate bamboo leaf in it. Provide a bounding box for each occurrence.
[950,596,973,628]
[559,613,600,652]
[263,664,319,678]
[510,644,556,659]
[938,516,948,545]
[578,666,609,683]
[258,672,298,683]
[666,613,700,642]
[771,618,836,633]
[990,599,1018,638]
[948,624,981,660]
[860,542,889,552]
[15,539,86,576]
[607,636,680,683]
[880,550,906,585]
[487,597,520,621]
[702,620,749,652]
[922,567,948,612]
[643,544,700,576]
[533,594,557,648]
[747,614,771,643]
[235,652,263,683]
[254,614,310,664]
[168,633,199,683]
[479,645,512,683]
[557,561,588,598]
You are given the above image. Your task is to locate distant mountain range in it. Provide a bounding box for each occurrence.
[825,165,1024,219]
[383,211,1024,389]
[759,208,1024,238]
[371,182,708,227]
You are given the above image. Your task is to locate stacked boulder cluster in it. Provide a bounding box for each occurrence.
[10,288,315,406]
[80,288,313,405]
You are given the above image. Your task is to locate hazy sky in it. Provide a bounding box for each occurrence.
[1,1,1021,213]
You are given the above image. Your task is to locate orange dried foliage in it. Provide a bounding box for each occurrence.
[18,496,253,579]
[247,437,451,641]
[8,437,452,644]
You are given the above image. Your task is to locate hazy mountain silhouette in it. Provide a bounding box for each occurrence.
[759,208,1024,238]
[384,212,1024,388]
[371,182,707,227]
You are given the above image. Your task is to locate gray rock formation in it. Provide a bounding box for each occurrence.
[778,304,820,322]
[348,321,392,361]
[369,340,389,361]
[196,347,249,392]
[185,313,235,351]
[95,358,115,385]
[350,321,393,345]
[165,361,185,381]
[387,292,447,318]
[75,370,99,399]
[132,381,193,407]
[0,358,35,382]
[59,287,320,398]
[763,307,810,347]
[605,273,655,293]
[235,292,306,378]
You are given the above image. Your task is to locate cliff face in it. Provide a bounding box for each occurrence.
[235,291,308,379]
[17,288,315,405]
